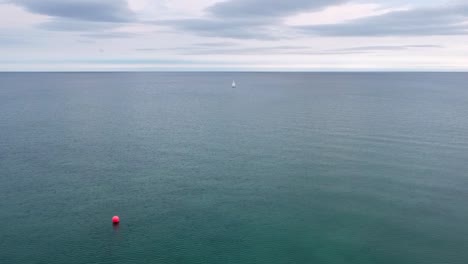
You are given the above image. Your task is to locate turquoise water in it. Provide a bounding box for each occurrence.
[1,72,468,263]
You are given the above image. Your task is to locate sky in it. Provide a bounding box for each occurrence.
[0,0,467,71]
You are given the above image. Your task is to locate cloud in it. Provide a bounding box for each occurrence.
[1,0,467,71]
[12,0,136,22]
[80,32,141,39]
[158,17,281,39]
[207,0,348,18]
[331,45,444,51]
[156,0,350,39]
[135,42,239,52]
[0,36,26,46]
[135,44,443,56]
[0,58,202,65]
[76,39,96,44]
[192,41,239,47]
[155,1,468,39]
[298,4,468,36]
[6,0,140,39]
[38,19,117,32]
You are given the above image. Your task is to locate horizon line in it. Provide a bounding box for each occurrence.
[1,70,467,73]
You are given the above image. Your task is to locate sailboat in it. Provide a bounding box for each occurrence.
[232,80,236,88]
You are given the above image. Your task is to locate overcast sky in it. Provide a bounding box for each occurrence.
[0,0,467,71]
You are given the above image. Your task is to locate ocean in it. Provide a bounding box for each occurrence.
[1,72,468,264]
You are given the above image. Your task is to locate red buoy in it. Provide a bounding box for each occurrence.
[112,216,120,224]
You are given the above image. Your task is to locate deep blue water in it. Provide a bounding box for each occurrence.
[1,72,468,264]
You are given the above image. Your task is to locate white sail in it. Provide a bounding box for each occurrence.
[232,80,236,88]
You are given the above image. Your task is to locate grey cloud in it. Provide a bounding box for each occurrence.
[9,0,138,40]
[135,44,442,56]
[0,36,26,46]
[159,18,281,39]
[76,39,96,44]
[12,0,135,22]
[9,0,467,41]
[201,45,442,55]
[0,58,203,65]
[181,48,367,55]
[187,46,313,55]
[136,42,238,52]
[136,48,161,52]
[194,42,239,47]
[331,45,444,52]
[207,0,347,18]
[298,4,468,36]
[80,32,140,39]
[135,45,306,54]
[38,19,117,32]
[157,0,348,40]
[158,1,468,39]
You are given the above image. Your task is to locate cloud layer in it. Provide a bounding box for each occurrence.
[0,0,467,70]
[207,0,348,18]
[8,0,468,38]
[13,0,136,22]
[299,3,468,36]
[151,1,468,40]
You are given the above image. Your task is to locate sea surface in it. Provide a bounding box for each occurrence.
[1,72,468,264]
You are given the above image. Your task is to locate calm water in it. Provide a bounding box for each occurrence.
[1,72,468,264]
